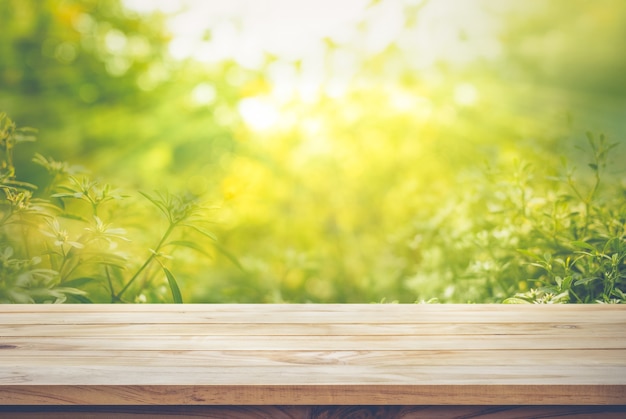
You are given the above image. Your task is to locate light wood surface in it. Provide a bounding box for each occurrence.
[1,304,625,405]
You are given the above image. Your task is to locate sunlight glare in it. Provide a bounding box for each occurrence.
[454,83,479,106]
[191,83,217,106]
[123,0,506,107]
[237,97,280,131]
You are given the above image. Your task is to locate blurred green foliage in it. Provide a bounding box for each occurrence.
[1,0,625,303]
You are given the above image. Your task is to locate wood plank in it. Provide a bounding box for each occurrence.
[1,384,625,405]
[2,322,623,336]
[0,304,624,405]
[1,304,624,324]
[3,365,626,385]
[2,334,624,350]
[1,405,626,419]
[0,405,308,419]
[1,349,623,367]
[1,310,623,325]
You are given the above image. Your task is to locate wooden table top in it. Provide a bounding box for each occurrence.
[1,304,625,405]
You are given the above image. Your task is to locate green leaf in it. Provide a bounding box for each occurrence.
[181,224,218,242]
[53,287,88,296]
[69,294,93,303]
[552,291,570,303]
[554,276,562,288]
[516,249,543,261]
[562,275,573,290]
[16,127,38,133]
[611,288,626,300]
[163,267,183,303]
[574,276,599,286]
[15,128,38,143]
[139,191,169,219]
[164,240,210,256]
[570,241,597,251]
[503,297,531,304]
[62,277,97,288]
[213,241,245,271]
[3,179,38,190]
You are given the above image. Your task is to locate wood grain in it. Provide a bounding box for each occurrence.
[1,405,626,419]
[0,304,625,405]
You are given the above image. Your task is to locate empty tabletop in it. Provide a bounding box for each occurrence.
[0,304,625,405]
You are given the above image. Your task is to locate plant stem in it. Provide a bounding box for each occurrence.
[19,213,30,259]
[115,222,176,300]
[105,266,119,303]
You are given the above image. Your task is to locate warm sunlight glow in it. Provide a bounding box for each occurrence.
[237,96,280,131]
[5,0,624,303]
[123,0,504,110]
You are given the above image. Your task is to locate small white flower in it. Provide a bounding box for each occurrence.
[41,219,84,249]
[84,216,130,245]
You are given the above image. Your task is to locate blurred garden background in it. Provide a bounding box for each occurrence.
[1,0,625,303]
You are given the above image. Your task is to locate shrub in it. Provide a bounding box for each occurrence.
[0,113,222,303]
[505,134,625,303]
[407,133,625,304]
[1,112,623,304]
